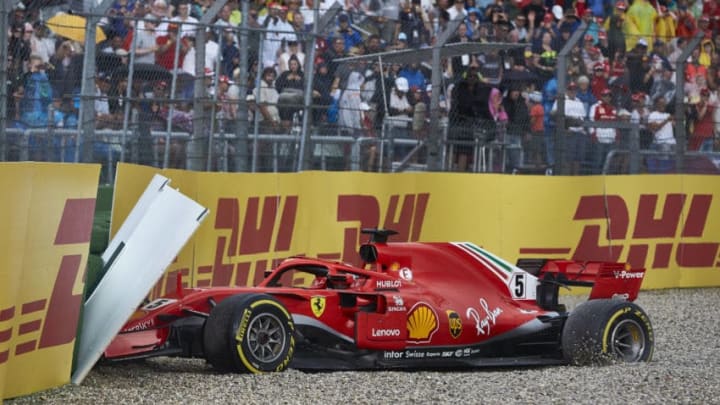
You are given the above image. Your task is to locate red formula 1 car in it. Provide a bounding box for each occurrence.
[104,229,654,373]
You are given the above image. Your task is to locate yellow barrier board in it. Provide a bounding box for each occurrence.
[112,163,720,296]
[0,163,99,400]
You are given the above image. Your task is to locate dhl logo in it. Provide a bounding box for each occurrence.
[0,199,94,365]
[520,194,719,270]
[153,193,429,294]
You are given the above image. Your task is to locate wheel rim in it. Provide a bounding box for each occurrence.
[609,319,646,362]
[246,313,286,363]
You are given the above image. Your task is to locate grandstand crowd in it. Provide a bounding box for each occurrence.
[5,0,720,173]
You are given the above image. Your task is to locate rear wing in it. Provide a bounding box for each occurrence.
[517,259,645,310]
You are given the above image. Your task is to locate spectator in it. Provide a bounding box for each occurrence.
[589,88,617,174]
[94,73,117,130]
[254,67,281,133]
[649,63,676,108]
[213,4,233,37]
[129,15,160,64]
[150,0,172,35]
[312,59,335,125]
[275,55,305,131]
[47,41,82,122]
[171,0,199,39]
[331,13,363,52]
[259,3,296,70]
[522,0,547,29]
[527,90,545,166]
[399,63,427,92]
[688,88,717,152]
[626,39,650,93]
[448,65,484,171]
[503,85,530,172]
[278,40,305,73]
[388,76,414,159]
[9,22,31,70]
[699,39,716,67]
[675,6,697,39]
[29,22,54,64]
[19,55,53,128]
[605,1,627,61]
[576,75,597,116]
[220,28,241,77]
[447,0,468,22]
[647,96,675,152]
[551,82,587,175]
[624,0,656,51]
[590,63,609,100]
[323,36,347,80]
[338,71,365,136]
[630,92,652,149]
[156,23,188,70]
[535,31,557,79]
[396,0,431,48]
[511,13,530,42]
[654,6,676,44]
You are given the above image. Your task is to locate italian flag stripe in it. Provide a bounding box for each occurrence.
[452,242,510,283]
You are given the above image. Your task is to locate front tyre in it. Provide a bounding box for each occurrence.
[203,294,295,373]
[562,299,654,366]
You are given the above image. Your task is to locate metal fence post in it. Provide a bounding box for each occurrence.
[674,32,704,173]
[555,22,587,175]
[0,0,15,161]
[78,0,114,164]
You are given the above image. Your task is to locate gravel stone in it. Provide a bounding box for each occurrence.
[7,288,720,404]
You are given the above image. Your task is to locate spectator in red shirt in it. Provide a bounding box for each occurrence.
[590,62,609,99]
[589,88,618,173]
[675,6,697,38]
[155,23,188,70]
[689,88,717,152]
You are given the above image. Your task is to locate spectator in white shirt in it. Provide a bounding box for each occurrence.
[171,0,199,39]
[647,96,675,152]
[551,82,588,174]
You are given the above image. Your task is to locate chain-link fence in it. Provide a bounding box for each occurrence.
[2,0,720,182]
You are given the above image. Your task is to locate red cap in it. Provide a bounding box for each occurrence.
[204,67,213,76]
[584,34,594,41]
[631,93,643,102]
[593,61,605,70]
[543,13,553,22]
[615,1,627,10]
[700,15,710,22]
[219,75,230,83]
[598,31,607,39]
[601,88,612,96]
[567,82,578,90]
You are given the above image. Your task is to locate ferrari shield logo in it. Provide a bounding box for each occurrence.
[311,296,326,318]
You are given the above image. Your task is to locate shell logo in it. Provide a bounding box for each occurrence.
[406,302,439,343]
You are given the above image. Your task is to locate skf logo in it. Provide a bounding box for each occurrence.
[406,303,438,343]
[519,194,719,271]
[311,296,326,318]
[447,310,462,339]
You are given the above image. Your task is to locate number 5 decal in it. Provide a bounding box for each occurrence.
[511,273,526,299]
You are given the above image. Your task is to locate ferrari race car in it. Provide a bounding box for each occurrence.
[104,229,654,373]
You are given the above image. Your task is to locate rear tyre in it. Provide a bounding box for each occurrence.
[562,299,654,365]
[203,294,295,373]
